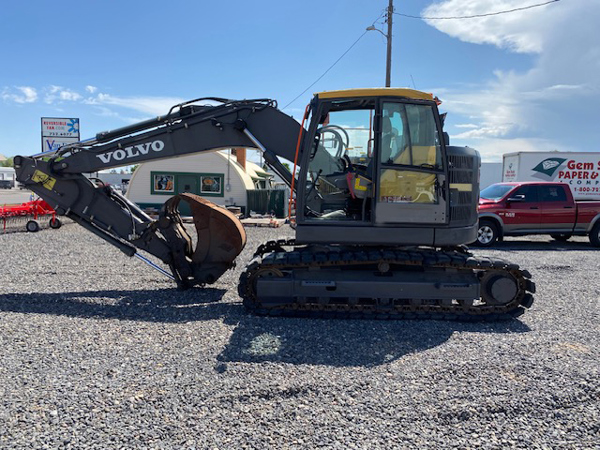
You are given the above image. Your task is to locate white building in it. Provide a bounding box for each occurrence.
[94,171,132,188]
[0,167,16,187]
[126,149,275,213]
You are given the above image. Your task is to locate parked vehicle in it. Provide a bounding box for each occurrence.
[503,151,600,201]
[475,182,600,247]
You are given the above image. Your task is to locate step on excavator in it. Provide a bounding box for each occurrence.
[14,88,535,320]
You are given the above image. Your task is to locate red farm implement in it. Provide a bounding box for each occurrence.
[0,199,62,233]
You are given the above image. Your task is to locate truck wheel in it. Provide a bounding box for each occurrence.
[49,217,62,229]
[476,220,499,247]
[589,223,600,247]
[551,233,572,242]
[26,220,40,233]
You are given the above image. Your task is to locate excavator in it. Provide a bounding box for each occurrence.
[14,88,535,320]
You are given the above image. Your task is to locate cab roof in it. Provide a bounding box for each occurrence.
[315,88,435,101]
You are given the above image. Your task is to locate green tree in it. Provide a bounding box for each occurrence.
[263,162,291,172]
[0,157,14,168]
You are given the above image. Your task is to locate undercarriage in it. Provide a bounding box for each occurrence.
[239,240,535,321]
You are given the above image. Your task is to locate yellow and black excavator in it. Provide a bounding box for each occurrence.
[14,88,535,320]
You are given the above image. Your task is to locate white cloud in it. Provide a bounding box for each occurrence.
[424,0,600,156]
[453,124,513,139]
[85,93,185,116]
[441,82,523,140]
[44,86,82,104]
[461,137,563,162]
[91,105,146,124]
[545,84,584,92]
[2,82,184,127]
[2,82,186,123]
[422,0,563,54]
[2,86,38,104]
[59,90,82,101]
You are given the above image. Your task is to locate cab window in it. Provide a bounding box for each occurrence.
[377,102,442,205]
[380,102,442,169]
[303,101,375,221]
[539,185,567,202]
[512,185,538,202]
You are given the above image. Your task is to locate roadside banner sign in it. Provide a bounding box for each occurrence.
[41,117,80,152]
[42,137,80,152]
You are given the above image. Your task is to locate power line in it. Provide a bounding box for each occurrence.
[281,31,368,110]
[282,12,386,110]
[394,0,560,20]
[281,1,561,109]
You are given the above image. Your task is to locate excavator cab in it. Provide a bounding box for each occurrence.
[295,89,452,246]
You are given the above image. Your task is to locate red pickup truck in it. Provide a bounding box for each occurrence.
[475,182,600,247]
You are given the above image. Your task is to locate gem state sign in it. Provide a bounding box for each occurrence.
[531,157,567,178]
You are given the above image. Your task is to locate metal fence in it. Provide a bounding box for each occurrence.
[246,189,289,218]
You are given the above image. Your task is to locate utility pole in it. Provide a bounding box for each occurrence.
[367,1,394,87]
[385,0,394,87]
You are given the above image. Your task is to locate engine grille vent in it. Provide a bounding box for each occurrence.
[449,170,473,184]
[448,155,474,170]
[458,191,472,204]
[451,205,472,222]
[448,154,477,226]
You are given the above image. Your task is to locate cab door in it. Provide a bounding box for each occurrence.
[538,184,576,232]
[502,185,541,233]
[374,101,447,224]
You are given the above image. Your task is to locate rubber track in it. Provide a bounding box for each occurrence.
[238,240,536,321]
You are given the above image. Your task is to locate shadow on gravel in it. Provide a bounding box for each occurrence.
[0,288,235,323]
[216,318,531,368]
[0,289,531,368]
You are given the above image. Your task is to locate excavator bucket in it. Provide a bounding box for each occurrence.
[161,193,246,286]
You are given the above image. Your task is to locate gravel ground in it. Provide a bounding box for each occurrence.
[0,224,598,449]
[0,188,35,205]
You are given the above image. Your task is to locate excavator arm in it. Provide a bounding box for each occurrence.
[14,98,304,287]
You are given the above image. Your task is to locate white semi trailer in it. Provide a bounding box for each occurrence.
[502,151,600,201]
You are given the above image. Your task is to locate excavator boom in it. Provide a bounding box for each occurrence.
[14,98,302,287]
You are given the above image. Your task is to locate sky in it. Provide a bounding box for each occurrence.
[1,0,598,163]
